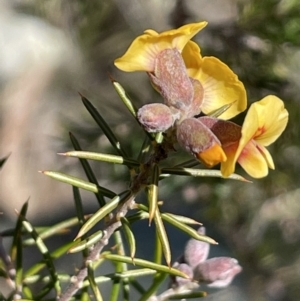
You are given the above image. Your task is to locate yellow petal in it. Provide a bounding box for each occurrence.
[193,57,247,120]
[182,40,203,78]
[234,103,260,163]
[114,33,163,72]
[114,22,207,72]
[237,140,269,178]
[257,144,275,169]
[248,95,289,146]
[221,142,239,177]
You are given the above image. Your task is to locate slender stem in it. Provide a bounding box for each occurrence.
[59,140,171,300]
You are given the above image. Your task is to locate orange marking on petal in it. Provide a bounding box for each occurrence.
[197,143,227,167]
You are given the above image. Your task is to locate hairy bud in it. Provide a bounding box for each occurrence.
[183,227,210,269]
[193,257,242,288]
[137,103,179,132]
[150,48,194,113]
[176,118,227,167]
[171,263,194,288]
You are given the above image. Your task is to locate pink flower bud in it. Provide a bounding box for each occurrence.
[137,103,179,132]
[184,227,210,269]
[150,48,194,112]
[176,118,227,167]
[193,257,242,288]
[171,263,194,288]
[186,78,203,118]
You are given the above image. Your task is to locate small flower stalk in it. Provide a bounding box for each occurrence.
[115,21,288,178]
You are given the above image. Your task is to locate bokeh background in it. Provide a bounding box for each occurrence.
[1,0,300,300]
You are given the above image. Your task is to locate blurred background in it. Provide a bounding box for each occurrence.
[0,0,300,300]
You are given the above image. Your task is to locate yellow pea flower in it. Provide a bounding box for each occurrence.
[182,41,247,120]
[221,95,288,178]
[114,21,207,72]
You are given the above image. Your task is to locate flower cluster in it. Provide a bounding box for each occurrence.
[115,22,288,178]
[171,227,242,289]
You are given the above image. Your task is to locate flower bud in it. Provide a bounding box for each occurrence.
[176,118,227,167]
[137,103,179,132]
[183,227,210,269]
[171,263,194,288]
[150,48,194,112]
[193,257,242,288]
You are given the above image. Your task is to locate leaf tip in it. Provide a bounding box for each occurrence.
[57,152,66,156]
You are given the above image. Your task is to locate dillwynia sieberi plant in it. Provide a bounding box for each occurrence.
[3,21,288,301]
[115,21,288,178]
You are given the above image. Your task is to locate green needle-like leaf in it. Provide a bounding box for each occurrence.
[148,163,160,224]
[113,231,130,301]
[73,186,86,226]
[69,132,106,207]
[121,218,136,260]
[208,101,236,118]
[0,154,10,170]
[111,79,154,142]
[23,216,86,246]
[11,201,28,294]
[162,213,217,245]
[166,213,202,225]
[111,79,138,118]
[103,254,190,279]
[69,230,104,253]
[81,95,128,158]
[126,211,149,224]
[153,230,162,265]
[154,206,171,267]
[161,167,250,182]
[88,262,103,301]
[40,170,116,197]
[60,151,140,167]
[21,217,61,295]
[76,190,132,239]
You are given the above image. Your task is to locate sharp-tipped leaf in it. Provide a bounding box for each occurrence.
[23,216,88,246]
[154,207,171,267]
[111,80,138,118]
[161,167,250,182]
[88,262,103,301]
[121,218,136,260]
[60,151,139,167]
[148,164,160,224]
[208,101,236,118]
[0,154,10,170]
[11,201,28,292]
[69,230,104,253]
[69,132,106,207]
[76,190,131,239]
[103,254,190,279]
[40,171,116,197]
[21,218,61,295]
[162,213,217,245]
[167,214,202,225]
[81,95,128,158]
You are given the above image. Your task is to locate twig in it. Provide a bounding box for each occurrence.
[59,140,170,300]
